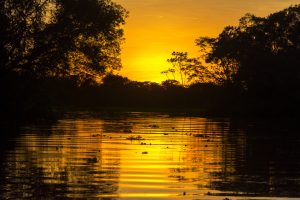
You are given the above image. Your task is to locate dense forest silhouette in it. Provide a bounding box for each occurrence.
[1,1,300,122]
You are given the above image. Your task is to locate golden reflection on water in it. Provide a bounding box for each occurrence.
[3,113,299,199]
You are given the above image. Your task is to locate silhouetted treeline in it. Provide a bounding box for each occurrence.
[162,5,300,117]
[1,3,300,122]
[200,4,300,116]
[0,0,127,122]
[0,73,244,117]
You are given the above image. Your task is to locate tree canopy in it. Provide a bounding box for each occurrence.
[0,0,127,81]
[196,4,300,93]
[163,5,300,93]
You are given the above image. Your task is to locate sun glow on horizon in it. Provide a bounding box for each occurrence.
[115,0,300,83]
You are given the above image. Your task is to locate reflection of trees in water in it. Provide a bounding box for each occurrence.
[209,120,300,196]
[0,120,121,199]
[167,119,230,191]
[166,118,300,196]
[1,116,300,198]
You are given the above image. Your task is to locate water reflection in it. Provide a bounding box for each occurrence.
[0,113,299,199]
[211,120,300,197]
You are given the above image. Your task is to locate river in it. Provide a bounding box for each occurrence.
[0,112,299,199]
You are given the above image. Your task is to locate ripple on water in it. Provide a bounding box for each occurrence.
[0,112,300,199]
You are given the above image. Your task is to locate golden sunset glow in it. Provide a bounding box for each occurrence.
[115,0,299,83]
[2,1,300,199]
[4,117,238,199]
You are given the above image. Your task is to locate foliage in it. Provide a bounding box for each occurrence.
[161,79,180,89]
[2,3,300,119]
[162,5,300,93]
[158,5,300,116]
[162,52,205,86]
[195,5,300,93]
[0,0,127,81]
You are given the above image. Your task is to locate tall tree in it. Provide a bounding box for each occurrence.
[0,0,127,81]
[195,5,300,93]
[162,51,204,86]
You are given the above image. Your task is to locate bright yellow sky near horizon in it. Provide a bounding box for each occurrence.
[114,0,299,83]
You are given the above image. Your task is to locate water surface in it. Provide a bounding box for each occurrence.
[0,112,299,199]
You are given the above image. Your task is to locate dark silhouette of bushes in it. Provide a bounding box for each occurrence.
[1,3,299,121]
[0,0,127,122]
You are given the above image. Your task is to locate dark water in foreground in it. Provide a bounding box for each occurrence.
[0,112,300,200]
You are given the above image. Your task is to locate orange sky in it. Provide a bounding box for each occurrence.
[114,0,299,83]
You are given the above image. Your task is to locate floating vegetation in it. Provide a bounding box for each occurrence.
[193,134,209,138]
[126,135,145,140]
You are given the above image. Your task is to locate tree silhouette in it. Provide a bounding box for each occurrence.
[162,52,204,86]
[192,4,300,115]
[0,0,127,81]
[195,5,300,93]
[159,5,300,116]
[0,0,127,121]
[196,34,240,87]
